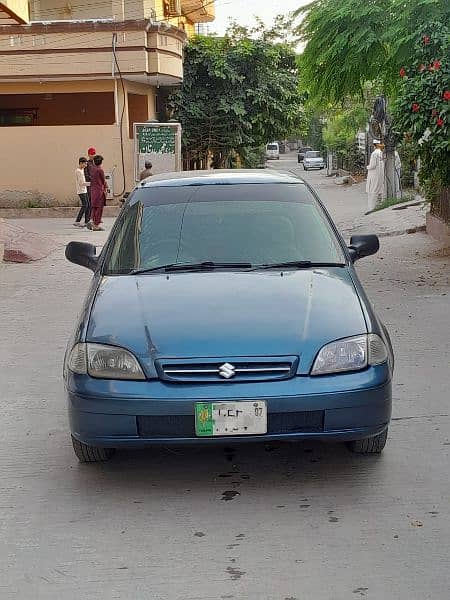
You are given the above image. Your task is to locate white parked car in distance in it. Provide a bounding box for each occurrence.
[266,142,280,160]
[303,151,325,171]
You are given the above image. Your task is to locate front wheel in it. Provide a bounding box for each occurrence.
[346,429,388,454]
[71,435,116,462]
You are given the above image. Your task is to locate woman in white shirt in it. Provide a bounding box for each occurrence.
[74,157,91,227]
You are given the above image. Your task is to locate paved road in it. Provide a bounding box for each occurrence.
[1,161,449,599]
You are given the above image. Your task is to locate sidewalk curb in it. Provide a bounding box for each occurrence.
[0,206,121,219]
[378,225,427,238]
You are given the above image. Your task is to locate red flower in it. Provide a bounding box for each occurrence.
[423,35,430,45]
[444,91,450,101]
[436,117,444,127]
[399,68,406,77]
[419,64,426,72]
[432,60,441,70]
[412,103,420,113]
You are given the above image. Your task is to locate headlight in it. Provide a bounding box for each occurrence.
[67,343,145,380]
[311,334,387,375]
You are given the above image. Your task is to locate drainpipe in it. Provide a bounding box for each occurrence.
[112,33,119,125]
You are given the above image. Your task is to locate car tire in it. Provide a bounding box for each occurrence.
[346,428,388,454]
[71,435,115,463]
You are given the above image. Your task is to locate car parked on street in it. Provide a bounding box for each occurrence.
[297,146,312,163]
[64,170,393,462]
[265,142,280,160]
[303,151,326,171]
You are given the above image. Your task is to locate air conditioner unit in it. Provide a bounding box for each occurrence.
[168,0,181,16]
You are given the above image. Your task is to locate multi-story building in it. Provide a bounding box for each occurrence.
[0,0,214,206]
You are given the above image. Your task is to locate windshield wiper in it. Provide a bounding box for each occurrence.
[248,260,345,271]
[130,261,252,275]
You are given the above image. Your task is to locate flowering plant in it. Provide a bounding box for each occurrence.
[393,23,450,195]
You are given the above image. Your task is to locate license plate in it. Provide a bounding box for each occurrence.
[195,401,267,437]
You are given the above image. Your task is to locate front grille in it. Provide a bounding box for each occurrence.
[137,415,194,438]
[157,357,298,383]
[137,411,324,438]
[268,411,323,433]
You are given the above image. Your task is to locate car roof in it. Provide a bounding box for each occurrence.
[139,169,305,188]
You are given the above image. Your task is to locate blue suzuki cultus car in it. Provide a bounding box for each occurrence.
[64,171,393,462]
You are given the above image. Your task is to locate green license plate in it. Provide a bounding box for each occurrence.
[195,401,267,437]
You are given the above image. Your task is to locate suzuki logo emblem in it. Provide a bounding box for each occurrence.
[219,363,236,379]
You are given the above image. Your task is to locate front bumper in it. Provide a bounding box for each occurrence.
[305,163,325,169]
[67,366,392,447]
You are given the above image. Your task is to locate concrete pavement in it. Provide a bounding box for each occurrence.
[0,161,449,599]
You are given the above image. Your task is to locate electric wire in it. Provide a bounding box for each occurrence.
[112,31,126,197]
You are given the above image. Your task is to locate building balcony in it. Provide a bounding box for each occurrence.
[181,0,215,23]
[0,0,28,24]
[0,19,186,84]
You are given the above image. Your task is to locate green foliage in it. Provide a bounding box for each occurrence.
[319,102,367,172]
[295,0,390,103]
[294,0,450,106]
[323,105,367,148]
[170,33,305,166]
[304,111,325,153]
[371,194,416,212]
[393,22,450,195]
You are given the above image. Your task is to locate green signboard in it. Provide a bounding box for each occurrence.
[134,122,181,179]
[136,125,176,154]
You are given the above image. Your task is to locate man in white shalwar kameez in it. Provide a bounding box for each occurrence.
[366,140,385,212]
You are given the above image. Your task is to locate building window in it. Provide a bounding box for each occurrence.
[0,109,37,126]
[0,93,114,126]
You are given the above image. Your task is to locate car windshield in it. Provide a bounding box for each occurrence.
[103,183,345,275]
[267,144,278,150]
[305,151,321,158]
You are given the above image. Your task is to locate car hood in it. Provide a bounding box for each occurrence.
[86,269,367,374]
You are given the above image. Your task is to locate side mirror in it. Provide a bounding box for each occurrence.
[348,234,380,262]
[65,241,98,271]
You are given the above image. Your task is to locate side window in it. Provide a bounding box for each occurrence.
[106,203,142,273]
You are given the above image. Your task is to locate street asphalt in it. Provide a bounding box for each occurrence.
[0,154,449,599]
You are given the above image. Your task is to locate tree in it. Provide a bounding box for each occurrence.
[294,0,450,106]
[393,22,450,212]
[170,33,304,168]
[322,104,368,171]
[294,0,449,198]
